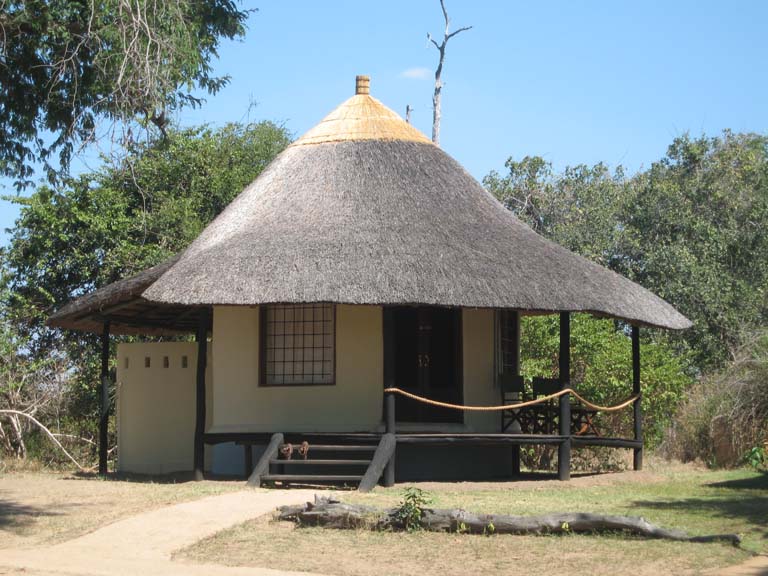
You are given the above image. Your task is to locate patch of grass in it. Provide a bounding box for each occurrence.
[346,469,767,553]
[179,467,766,576]
[181,515,748,576]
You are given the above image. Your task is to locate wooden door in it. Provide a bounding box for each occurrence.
[385,306,462,423]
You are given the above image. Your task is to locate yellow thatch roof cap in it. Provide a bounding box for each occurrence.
[292,75,432,147]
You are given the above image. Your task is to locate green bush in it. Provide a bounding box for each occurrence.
[520,314,694,447]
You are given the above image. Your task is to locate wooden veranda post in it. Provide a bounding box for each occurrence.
[509,311,521,475]
[98,322,110,475]
[558,312,571,481]
[382,308,396,487]
[383,391,396,487]
[632,325,643,471]
[193,308,211,481]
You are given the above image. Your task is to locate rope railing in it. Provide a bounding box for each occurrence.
[383,387,639,413]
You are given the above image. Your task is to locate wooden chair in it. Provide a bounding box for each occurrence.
[527,377,601,436]
[500,373,526,433]
[530,377,561,435]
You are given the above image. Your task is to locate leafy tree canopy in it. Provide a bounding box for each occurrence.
[624,132,768,371]
[2,120,290,427]
[485,131,768,372]
[0,0,250,188]
[3,120,291,348]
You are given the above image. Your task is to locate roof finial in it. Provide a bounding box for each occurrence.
[355,75,370,95]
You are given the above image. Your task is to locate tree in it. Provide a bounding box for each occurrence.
[2,121,291,433]
[0,0,250,188]
[485,132,768,372]
[427,0,471,146]
[622,132,768,370]
[0,305,66,459]
[5,121,291,321]
[483,157,628,268]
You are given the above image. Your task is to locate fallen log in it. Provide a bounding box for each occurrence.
[279,498,379,529]
[277,496,741,546]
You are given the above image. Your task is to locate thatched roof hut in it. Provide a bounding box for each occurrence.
[50,75,691,332]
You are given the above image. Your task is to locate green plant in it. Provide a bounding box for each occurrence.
[519,314,693,449]
[745,446,766,471]
[486,133,768,373]
[393,487,432,532]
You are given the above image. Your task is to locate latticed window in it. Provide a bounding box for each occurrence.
[495,309,519,380]
[261,304,335,386]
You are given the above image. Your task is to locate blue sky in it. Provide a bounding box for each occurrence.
[2,0,767,242]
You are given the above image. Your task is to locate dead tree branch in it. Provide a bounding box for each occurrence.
[427,0,472,146]
[0,410,91,472]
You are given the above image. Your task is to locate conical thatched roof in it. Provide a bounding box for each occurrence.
[136,76,690,330]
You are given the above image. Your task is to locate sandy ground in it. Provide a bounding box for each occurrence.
[0,471,244,549]
[0,488,322,576]
[0,468,764,576]
[712,556,768,576]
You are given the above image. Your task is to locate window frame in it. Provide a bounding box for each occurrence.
[258,303,337,387]
[494,309,520,386]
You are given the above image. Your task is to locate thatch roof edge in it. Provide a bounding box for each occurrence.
[47,255,182,333]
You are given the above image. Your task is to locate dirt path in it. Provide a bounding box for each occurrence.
[0,488,324,576]
[710,555,768,576]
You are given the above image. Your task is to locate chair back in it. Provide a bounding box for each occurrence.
[499,373,525,394]
[532,376,561,396]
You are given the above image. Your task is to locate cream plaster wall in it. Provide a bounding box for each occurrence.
[115,306,499,473]
[210,304,383,433]
[116,342,212,474]
[462,308,499,432]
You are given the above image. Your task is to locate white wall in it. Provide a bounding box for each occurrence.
[116,341,212,474]
[210,304,498,434]
[210,304,384,433]
[115,305,500,476]
[462,308,499,432]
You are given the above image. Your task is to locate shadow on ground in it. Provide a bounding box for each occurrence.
[69,471,247,485]
[633,493,768,540]
[0,497,60,531]
[706,471,768,491]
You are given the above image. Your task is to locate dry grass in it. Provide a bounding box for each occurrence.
[179,464,766,576]
[181,516,744,576]
[0,468,243,549]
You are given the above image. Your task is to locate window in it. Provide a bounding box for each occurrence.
[261,304,335,386]
[495,310,520,380]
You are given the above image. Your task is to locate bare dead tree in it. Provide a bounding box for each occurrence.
[0,325,72,463]
[0,410,90,471]
[428,0,472,146]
